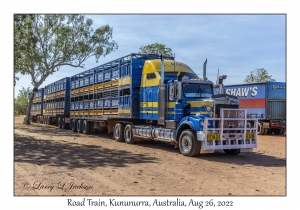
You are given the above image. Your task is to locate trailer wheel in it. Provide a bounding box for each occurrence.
[179,129,201,157]
[124,124,135,144]
[273,128,281,135]
[77,120,83,133]
[58,117,62,128]
[89,121,95,134]
[223,149,241,155]
[82,120,90,134]
[47,116,52,125]
[71,119,77,132]
[257,123,266,135]
[61,118,68,129]
[280,128,286,135]
[114,123,125,142]
[265,128,271,134]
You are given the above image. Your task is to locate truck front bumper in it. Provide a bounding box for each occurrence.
[197,108,259,151]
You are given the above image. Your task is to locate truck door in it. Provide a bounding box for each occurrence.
[145,88,153,119]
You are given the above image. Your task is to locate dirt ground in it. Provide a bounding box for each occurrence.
[14,116,286,196]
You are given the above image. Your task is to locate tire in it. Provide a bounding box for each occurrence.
[58,117,62,128]
[114,123,125,142]
[257,122,266,135]
[179,129,201,157]
[47,116,52,125]
[71,119,77,132]
[77,120,83,133]
[37,116,40,123]
[89,121,95,134]
[265,128,271,134]
[61,118,68,129]
[280,128,286,135]
[273,128,281,135]
[223,149,241,155]
[82,120,90,134]
[124,124,135,144]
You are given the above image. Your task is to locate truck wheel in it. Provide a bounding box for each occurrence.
[124,124,135,144]
[223,149,241,155]
[257,123,266,135]
[114,123,125,142]
[77,120,83,133]
[179,129,201,157]
[37,116,40,123]
[71,119,77,132]
[82,120,90,134]
[58,117,62,128]
[280,128,286,135]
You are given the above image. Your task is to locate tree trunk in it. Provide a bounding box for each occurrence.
[23,90,35,124]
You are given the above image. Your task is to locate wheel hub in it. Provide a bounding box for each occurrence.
[115,127,120,138]
[125,128,130,140]
[181,135,191,152]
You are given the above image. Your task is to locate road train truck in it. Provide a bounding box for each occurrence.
[30,53,258,156]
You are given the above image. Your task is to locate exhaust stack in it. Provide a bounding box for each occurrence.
[203,58,207,81]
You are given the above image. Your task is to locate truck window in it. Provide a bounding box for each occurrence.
[182,83,213,98]
[147,73,156,80]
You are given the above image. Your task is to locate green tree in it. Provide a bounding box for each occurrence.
[138,43,173,57]
[14,14,36,86]
[14,87,31,116]
[14,14,118,124]
[244,68,276,83]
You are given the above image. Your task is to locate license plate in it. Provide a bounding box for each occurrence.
[207,134,220,141]
[246,133,254,139]
[241,148,253,152]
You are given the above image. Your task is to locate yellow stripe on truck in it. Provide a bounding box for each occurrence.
[119,77,132,86]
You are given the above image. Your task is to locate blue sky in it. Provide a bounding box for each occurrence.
[14,14,286,96]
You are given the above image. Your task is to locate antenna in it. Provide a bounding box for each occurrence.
[217,68,219,85]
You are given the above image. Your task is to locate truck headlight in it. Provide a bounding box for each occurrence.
[205,106,211,112]
[200,120,210,126]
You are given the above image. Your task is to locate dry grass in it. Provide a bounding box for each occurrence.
[14,115,48,127]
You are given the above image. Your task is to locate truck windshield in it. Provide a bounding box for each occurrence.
[182,83,213,98]
[159,72,199,79]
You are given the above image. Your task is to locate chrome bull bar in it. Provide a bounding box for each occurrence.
[202,108,258,151]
